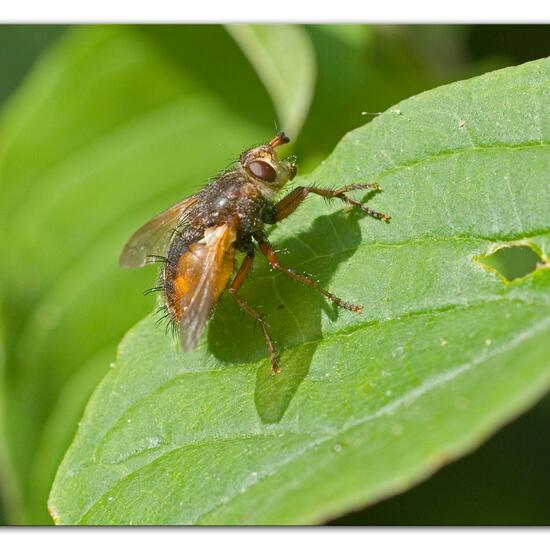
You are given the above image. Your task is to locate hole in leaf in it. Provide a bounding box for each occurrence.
[478,245,544,281]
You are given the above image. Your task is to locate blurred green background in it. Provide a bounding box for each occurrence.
[0,24,548,525]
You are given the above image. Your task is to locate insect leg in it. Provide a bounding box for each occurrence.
[270,183,390,222]
[228,252,280,374]
[257,239,363,314]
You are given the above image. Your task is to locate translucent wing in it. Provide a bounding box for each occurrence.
[119,196,197,269]
[173,220,237,351]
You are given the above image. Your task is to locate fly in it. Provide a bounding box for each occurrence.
[119,132,390,373]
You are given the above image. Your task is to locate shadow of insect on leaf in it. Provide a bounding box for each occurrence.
[207,208,364,424]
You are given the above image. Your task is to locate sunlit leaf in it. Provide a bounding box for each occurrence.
[49,58,550,524]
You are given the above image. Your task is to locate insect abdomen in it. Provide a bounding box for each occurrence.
[163,227,235,322]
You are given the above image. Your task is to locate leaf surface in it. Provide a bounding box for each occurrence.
[49,58,550,524]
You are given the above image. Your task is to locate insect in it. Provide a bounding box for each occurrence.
[120,132,390,373]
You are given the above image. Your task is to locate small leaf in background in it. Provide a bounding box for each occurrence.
[227,25,316,139]
[48,58,550,525]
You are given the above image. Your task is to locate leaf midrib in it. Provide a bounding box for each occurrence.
[94,296,550,454]
[320,139,550,185]
[18,219,550,441]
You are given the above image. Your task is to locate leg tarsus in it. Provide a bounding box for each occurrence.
[272,182,390,223]
[257,240,363,314]
[328,183,390,222]
[229,289,280,373]
[334,182,381,193]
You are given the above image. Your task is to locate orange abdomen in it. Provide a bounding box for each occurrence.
[164,228,236,322]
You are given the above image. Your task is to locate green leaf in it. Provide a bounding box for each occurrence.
[49,58,550,524]
[330,392,550,525]
[293,25,474,174]
[227,25,316,139]
[0,24,277,523]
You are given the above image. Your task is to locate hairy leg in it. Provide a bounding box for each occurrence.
[228,252,280,373]
[270,183,390,222]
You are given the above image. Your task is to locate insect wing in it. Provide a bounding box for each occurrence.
[177,221,237,351]
[119,196,197,269]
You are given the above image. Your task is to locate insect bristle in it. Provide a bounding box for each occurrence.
[143,285,166,296]
[153,303,177,335]
[146,254,169,265]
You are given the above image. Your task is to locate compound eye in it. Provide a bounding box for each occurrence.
[247,160,277,183]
